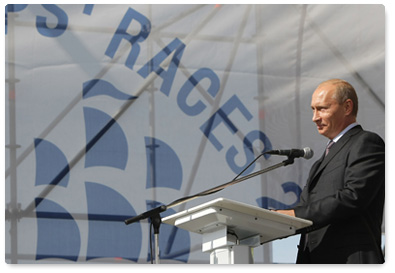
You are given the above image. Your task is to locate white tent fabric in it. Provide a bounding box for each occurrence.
[5,4,384,263]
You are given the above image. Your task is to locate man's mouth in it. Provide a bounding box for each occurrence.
[316,124,325,130]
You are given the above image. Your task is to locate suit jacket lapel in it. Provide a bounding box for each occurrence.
[307,125,362,191]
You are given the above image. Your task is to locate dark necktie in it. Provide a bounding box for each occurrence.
[325,140,334,156]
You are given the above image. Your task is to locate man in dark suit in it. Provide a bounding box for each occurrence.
[275,79,385,263]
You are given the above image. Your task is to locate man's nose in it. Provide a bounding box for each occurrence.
[312,110,320,122]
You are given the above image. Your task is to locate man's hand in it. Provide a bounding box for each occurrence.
[273,209,295,217]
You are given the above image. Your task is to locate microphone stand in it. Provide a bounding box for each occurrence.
[124,153,296,264]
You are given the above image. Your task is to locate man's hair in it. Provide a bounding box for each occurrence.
[319,79,359,117]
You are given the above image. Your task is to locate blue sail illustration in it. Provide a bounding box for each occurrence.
[145,137,182,190]
[85,182,142,261]
[35,198,81,261]
[34,138,69,187]
[83,79,137,100]
[83,107,128,170]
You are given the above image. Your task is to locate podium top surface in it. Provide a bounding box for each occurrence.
[162,198,312,244]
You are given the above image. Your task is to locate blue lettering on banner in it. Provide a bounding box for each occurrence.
[83,4,94,15]
[226,130,272,175]
[177,68,220,116]
[6,4,28,12]
[5,4,28,34]
[137,38,186,96]
[6,4,93,35]
[36,4,68,37]
[200,95,253,151]
[105,7,273,174]
[105,7,151,70]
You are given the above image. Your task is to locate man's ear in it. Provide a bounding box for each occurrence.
[344,99,353,116]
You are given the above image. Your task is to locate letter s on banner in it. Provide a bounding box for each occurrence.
[36,4,68,37]
[226,130,272,175]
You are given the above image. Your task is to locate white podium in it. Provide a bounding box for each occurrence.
[162,198,312,264]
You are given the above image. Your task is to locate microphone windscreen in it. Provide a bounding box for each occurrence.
[303,147,314,159]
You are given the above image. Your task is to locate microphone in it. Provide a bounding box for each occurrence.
[266,147,314,159]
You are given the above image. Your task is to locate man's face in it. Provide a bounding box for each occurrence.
[311,84,347,139]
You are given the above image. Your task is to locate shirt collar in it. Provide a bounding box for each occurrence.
[331,122,359,143]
